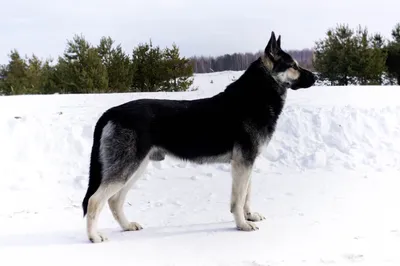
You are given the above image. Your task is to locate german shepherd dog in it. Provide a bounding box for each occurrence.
[82,32,316,243]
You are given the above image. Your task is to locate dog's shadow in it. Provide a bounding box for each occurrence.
[0,221,236,248]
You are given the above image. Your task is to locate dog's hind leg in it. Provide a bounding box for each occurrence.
[87,156,147,243]
[244,178,266,222]
[87,182,124,243]
[86,120,150,243]
[230,151,258,231]
[108,156,150,231]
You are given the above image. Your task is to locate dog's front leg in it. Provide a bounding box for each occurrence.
[244,178,266,222]
[230,159,258,231]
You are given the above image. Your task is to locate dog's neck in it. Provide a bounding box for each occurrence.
[258,56,287,97]
[222,57,288,102]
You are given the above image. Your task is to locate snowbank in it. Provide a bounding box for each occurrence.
[1,71,400,265]
[1,76,399,192]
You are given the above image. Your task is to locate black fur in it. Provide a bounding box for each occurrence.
[112,58,283,162]
[82,113,111,216]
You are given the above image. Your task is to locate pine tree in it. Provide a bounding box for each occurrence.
[25,54,44,94]
[365,33,387,85]
[386,23,400,84]
[314,24,357,85]
[55,34,108,93]
[0,50,29,94]
[98,36,132,92]
[0,50,59,95]
[131,40,165,92]
[0,64,6,95]
[352,26,386,85]
[40,58,58,94]
[162,43,193,91]
[314,24,387,85]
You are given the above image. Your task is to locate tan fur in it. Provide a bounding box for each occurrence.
[261,54,274,71]
[261,54,300,84]
[244,178,266,222]
[286,67,300,80]
[275,67,300,84]
[87,183,124,243]
[230,146,261,231]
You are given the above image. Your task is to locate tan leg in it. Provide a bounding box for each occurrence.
[244,178,266,222]
[108,156,149,231]
[86,183,123,243]
[230,159,258,231]
[108,180,142,231]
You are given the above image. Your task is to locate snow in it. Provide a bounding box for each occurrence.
[1,70,400,265]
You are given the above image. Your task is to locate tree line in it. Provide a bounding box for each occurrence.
[0,35,193,95]
[1,22,400,96]
[190,49,314,73]
[190,23,400,86]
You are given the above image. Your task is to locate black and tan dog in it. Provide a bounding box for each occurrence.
[82,31,317,243]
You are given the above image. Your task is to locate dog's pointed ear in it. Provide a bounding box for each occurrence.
[265,31,279,60]
[277,35,281,49]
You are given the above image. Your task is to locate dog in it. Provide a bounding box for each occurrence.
[82,31,317,243]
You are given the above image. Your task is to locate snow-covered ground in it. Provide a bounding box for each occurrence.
[1,71,400,266]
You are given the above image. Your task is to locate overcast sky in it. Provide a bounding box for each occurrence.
[1,0,399,64]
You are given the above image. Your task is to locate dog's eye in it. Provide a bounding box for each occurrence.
[291,64,298,70]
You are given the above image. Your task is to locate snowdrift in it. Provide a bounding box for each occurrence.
[1,74,399,197]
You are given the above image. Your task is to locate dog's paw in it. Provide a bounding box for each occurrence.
[237,221,259,231]
[246,212,266,222]
[89,232,108,243]
[124,222,143,231]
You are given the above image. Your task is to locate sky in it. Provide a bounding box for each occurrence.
[1,0,400,64]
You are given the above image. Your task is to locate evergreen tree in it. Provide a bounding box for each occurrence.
[1,50,29,94]
[386,23,400,84]
[314,24,356,85]
[392,23,400,43]
[365,33,387,85]
[353,27,387,85]
[162,43,193,91]
[314,24,387,85]
[131,40,165,92]
[98,36,132,92]
[40,58,58,94]
[25,54,44,94]
[55,34,108,93]
[0,64,6,95]
[0,50,58,95]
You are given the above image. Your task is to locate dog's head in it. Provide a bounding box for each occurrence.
[262,31,316,90]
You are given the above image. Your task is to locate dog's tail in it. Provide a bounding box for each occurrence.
[82,111,111,217]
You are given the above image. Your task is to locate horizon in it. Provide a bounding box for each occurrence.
[1,0,400,64]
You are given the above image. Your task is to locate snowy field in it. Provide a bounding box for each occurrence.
[1,71,400,266]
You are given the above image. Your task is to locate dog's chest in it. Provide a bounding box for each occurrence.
[252,96,286,143]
